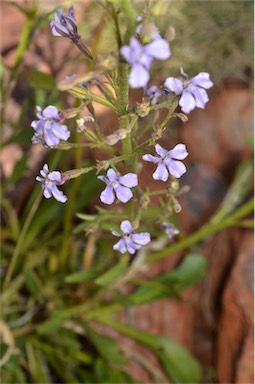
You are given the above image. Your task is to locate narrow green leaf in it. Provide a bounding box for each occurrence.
[95,257,128,286]
[24,268,44,303]
[28,69,56,90]
[85,325,126,365]
[130,254,207,304]
[65,269,100,284]
[26,345,51,384]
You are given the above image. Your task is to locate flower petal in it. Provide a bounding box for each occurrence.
[190,72,213,89]
[42,106,59,119]
[153,161,169,182]
[51,122,70,141]
[190,87,209,109]
[142,154,160,163]
[100,185,115,205]
[112,230,121,237]
[43,187,52,199]
[98,175,108,184]
[166,159,186,178]
[129,63,149,88]
[115,185,133,203]
[120,46,133,63]
[131,232,151,246]
[125,238,139,254]
[155,144,167,158]
[50,22,66,36]
[144,38,171,60]
[113,239,127,254]
[168,144,188,160]
[164,77,183,95]
[119,173,138,188]
[107,168,117,182]
[51,185,68,203]
[179,91,196,114]
[48,171,62,183]
[180,67,189,79]
[120,220,133,235]
[44,129,60,147]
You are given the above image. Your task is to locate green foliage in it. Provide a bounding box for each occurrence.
[1,1,253,383]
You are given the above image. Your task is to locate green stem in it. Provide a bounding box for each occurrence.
[121,0,137,38]
[149,198,254,262]
[1,6,37,141]
[60,128,82,268]
[70,88,117,112]
[117,62,132,163]
[82,200,254,322]
[98,316,155,347]
[153,98,179,140]
[3,193,42,289]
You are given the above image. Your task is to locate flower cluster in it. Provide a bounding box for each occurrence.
[98,169,138,205]
[164,68,213,114]
[31,4,213,255]
[50,5,78,39]
[31,106,70,147]
[36,164,67,203]
[143,144,188,181]
[112,220,151,254]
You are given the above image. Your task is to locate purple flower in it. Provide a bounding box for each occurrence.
[50,5,78,39]
[164,68,213,114]
[98,168,138,205]
[112,220,151,254]
[162,222,180,239]
[146,85,162,105]
[120,37,171,88]
[142,143,188,181]
[31,106,70,147]
[36,164,67,203]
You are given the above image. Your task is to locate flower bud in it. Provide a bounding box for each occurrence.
[140,22,160,43]
[104,129,127,145]
[165,26,175,42]
[175,113,189,123]
[136,98,151,117]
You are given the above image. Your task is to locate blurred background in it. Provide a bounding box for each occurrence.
[1,0,253,383]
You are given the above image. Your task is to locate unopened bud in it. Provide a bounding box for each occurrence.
[140,22,160,42]
[170,180,180,192]
[136,98,150,117]
[175,113,189,123]
[96,160,111,173]
[173,203,182,213]
[62,166,94,181]
[104,129,127,145]
[165,26,175,42]
[76,116,95,133]
[140,194,151,209]
[61,105,85,120]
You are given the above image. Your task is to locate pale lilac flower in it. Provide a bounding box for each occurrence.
[146,85,162,105]
[31,106,70,147]
[98,168,138,205]
[36,164,67,203]
[142,143,188,181]
[164,68,213,114]
[50,5,78,39]
[112,220,151,254]
[162,222,180,239]
[120,37,171,88]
